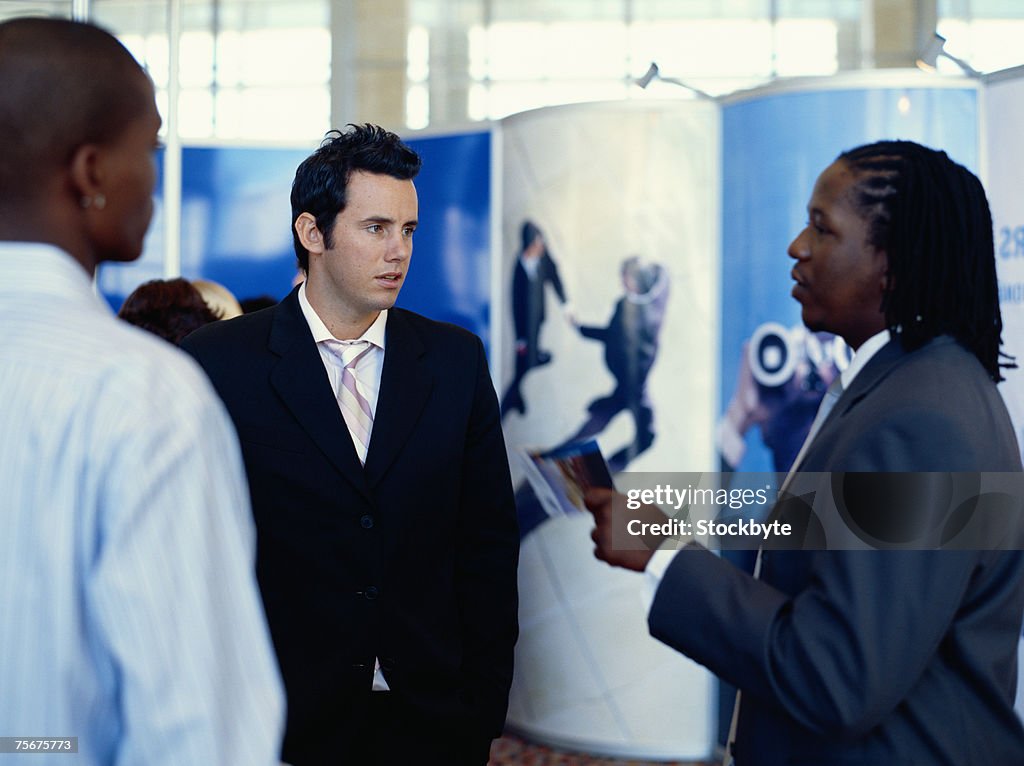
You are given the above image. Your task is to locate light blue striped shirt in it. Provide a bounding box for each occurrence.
[0,243,285,764]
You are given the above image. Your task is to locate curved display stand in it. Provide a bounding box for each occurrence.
[498,100,719,760]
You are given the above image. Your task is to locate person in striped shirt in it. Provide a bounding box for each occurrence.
[0,17,285,764]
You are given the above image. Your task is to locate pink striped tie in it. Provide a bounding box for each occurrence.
[327,340,374,464]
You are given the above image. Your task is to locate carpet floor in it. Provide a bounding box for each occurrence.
[488,733,716,766]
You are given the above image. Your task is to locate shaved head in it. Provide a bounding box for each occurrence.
[0,17,151,206]
[0,17,160,273]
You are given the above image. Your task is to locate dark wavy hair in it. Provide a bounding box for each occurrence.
[290,123,422,272]
[838,140,1014,381]
[118,278,220,345]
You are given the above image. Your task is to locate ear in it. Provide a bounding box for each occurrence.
[68,143,103,202]
[294,212,326,255]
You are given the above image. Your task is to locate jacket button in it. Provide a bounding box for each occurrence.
[363,585,379,600]
[360,514,374,529]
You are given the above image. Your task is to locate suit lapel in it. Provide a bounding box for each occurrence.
[267,289,372,503]
[804,337,950,463]
[834,338,906,413]
[364,309,433,488]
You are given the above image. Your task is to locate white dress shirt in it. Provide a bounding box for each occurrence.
[0,243,285,765]
[297,280,391,691]
[298,280,386,420]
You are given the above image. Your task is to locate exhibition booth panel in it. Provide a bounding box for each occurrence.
[982,64,1024,718]
[497,100,720,759]
[985,64,1024,455]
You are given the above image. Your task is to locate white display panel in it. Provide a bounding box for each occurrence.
[499,100,720,759]
[983,64,1024,718]
[984,65,1024,456]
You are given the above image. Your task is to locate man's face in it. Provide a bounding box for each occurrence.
[523,233,544,261]
[788,160,888,350]
[308,170,418,329]
[91,73,161,264]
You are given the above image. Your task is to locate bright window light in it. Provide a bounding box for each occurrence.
[406,83,430,130]
[543,22,627,78]
[179,31,214,88]
[407,26,430,82]
[104,1,955,133]
[774,20,838,76]
[939,18,1024,74]
[629,20,774,79]
[468,25,487,81]
[177,89,215,138]
[467,83,489,122]
[126,33,169,88]
[486,22,548,79]
[232,29,329,86]
[216,86,330,140]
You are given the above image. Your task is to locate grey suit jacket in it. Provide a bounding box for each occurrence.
[649,337,1024,765]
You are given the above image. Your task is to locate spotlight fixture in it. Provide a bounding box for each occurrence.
[633,61,715,99]
[635,62,660,89]
[916,33,981,77]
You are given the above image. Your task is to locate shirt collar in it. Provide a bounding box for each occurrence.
[840,328,891,390]
[0,241,106,307]
[297,280,387,349]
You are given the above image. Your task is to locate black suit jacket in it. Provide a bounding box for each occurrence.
[649,337,1024,765]
[182,289,519,763]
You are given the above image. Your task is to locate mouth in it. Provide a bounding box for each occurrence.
[375,272,403,287]
[790,269,807,300]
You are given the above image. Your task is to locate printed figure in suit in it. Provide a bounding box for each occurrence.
[182,125,519,766]
[501,220,570,416]
[584,141,1024,765]
[563,256,670,472]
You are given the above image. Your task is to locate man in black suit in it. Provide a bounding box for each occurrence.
[182,124,519,765]
[501,220,568,416]
[567,256,669,471]
[585,141,1024,764]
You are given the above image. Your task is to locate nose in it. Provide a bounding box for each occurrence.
[788,227,809,261]
[386,232,411,262]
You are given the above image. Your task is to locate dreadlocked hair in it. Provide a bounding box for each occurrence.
[838,140,1014,382]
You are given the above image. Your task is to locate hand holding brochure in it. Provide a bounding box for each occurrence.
[519,439,615,518]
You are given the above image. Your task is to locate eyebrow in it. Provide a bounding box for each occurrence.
[360,215,418,228]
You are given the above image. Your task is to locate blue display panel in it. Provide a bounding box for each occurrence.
[393,130,492,340]
[720,86,978,473]
[177,146,305,302]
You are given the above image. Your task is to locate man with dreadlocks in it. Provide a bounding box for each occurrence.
[585,140,1024,764]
